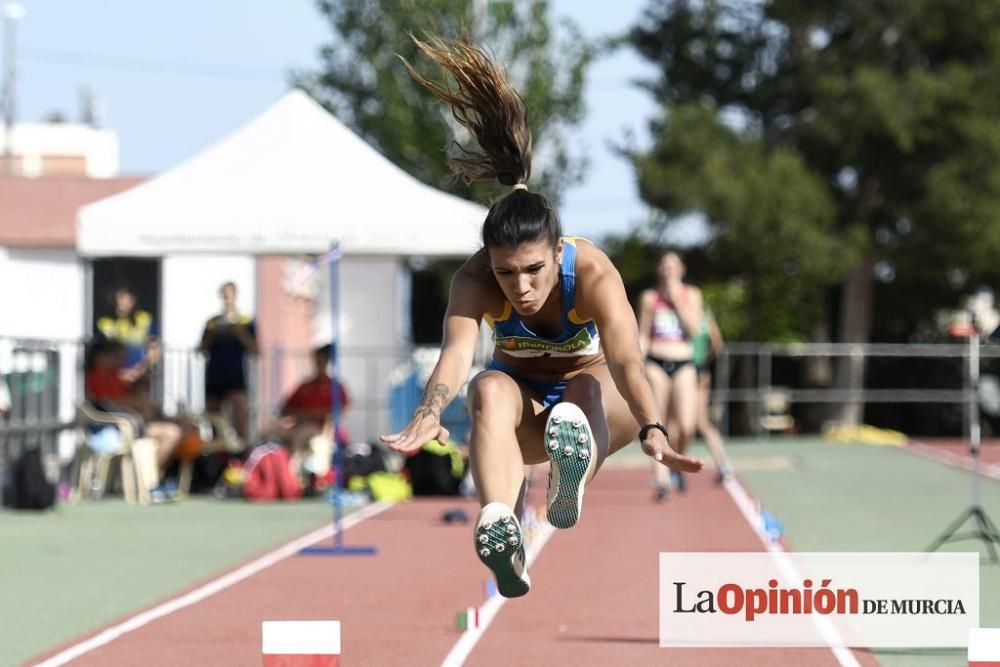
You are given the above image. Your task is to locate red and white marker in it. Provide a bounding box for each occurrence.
[970,628,1000,667]
[262,621,340,667]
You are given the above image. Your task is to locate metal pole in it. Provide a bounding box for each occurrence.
[330,251,344,549]
[472,0,487,39]
[970,327,981,508]
[2,3,25,176]
[718,347,730,437]
[367,350,377,443]
[849,343,864,424]
[757,345,770,437]
[299,244,375,556]
[962,341,971,442]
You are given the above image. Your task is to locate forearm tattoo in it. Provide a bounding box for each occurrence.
[413,383,449,421]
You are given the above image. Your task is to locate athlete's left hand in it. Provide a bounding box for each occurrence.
[641,430,703,473]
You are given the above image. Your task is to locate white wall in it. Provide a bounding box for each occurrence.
[0,247,85,459]
[159,255,255,415]
[160,255,256,349]
[313,255,410,440]
[0,247,84,340]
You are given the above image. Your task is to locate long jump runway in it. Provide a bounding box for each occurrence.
[28,468,879,667]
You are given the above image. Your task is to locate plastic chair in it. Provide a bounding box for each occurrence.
[759,388,796,435]
[72,402,156,504]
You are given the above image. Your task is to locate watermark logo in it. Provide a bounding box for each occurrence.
[660,553,979,647]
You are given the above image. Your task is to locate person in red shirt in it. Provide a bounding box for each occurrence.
[282,345,349,428]
[85,340,182,483]
[273,344,350,477]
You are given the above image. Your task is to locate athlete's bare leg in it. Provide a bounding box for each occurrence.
[646,362,673,492]
[697,371,732,477]
[467,369,546,598]
[668,364,698,455]
[467,370,545,510]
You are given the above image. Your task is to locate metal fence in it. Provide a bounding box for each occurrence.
[145,342,408,443]
[0,336,410,461]
[713,342,1000,437]
[3,336,998,485]
[0,337,81,449]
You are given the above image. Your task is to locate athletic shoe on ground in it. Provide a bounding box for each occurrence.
[653,484,670,503]
[543,402,597,529]
[150,478,178,504]
[475,502,530,598]
[671,470,687,493]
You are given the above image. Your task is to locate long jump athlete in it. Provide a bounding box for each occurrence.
[381,35,703,598]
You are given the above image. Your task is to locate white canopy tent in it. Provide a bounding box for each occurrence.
[75,90,488,438]
[77,89,485,256]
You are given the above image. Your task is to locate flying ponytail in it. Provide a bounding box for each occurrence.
[402,34,532,188]
[403,33,560,249]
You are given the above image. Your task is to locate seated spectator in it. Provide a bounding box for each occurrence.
[268,344,350,478]
[85,340,182,488]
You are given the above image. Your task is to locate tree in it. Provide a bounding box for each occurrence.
[628,0,1000,423]
[630,103,849,342]
[295,0,593,205]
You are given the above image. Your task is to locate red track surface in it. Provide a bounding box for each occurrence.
[907,438,1000,478]
[29,469,880,667]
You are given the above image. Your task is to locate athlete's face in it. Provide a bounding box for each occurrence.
[489,239,562,316]
[220,284,237,310]
[658,253,685,283]
[114,290,135,316]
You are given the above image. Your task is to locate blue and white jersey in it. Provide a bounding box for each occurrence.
[486,237,601,358]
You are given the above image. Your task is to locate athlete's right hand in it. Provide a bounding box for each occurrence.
[379,413,451,453]
[641,430,703,473]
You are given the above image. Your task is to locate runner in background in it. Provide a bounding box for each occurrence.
[637,252,701,501]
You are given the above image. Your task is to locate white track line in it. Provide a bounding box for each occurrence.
[440,522,557,667]
[905,440,1000,480]
[32,501,394,667]
[723,477,861,667]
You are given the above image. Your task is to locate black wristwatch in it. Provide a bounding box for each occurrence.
[639,422,669,442]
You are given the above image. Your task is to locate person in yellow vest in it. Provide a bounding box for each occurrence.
[95,286,160,383]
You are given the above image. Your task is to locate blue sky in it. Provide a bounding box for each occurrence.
[11,0,661,240]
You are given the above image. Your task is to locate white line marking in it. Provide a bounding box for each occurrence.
[723,477,862,667]
[440,522,557,667]
[31,501,394,667]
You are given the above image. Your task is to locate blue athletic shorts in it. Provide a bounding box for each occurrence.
[486,358,568,409]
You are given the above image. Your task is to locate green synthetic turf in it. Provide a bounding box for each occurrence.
[0,497,338,667]
[732,438,1000,667]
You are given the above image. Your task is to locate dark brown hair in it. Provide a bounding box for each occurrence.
[402,34,560,249]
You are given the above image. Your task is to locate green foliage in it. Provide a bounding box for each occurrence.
[626,103,849,340]
[599,231,663,303]
[627,0,1000,342]
[295,0,594,205]
[699,280,747,342]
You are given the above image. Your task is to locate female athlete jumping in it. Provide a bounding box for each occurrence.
[381,35,702,598]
